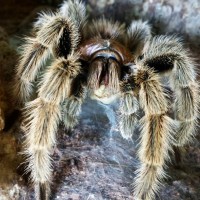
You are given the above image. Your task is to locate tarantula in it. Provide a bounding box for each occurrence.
[15,0,199,199]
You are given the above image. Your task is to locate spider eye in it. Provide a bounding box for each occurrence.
[93,53,120,64]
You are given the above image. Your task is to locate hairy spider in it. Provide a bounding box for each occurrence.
[15,0,199,199]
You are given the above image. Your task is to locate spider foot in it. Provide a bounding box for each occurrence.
[35,182,50,200]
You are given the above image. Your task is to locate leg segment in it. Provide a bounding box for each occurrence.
[119,80,139,139]
[131,36,199,199]
[62,96,83,130]
[132,67,177,200]
[118,21,151,139]
[15,0,86,105]
[18,2,86,199]
[24,54,81,200]
[62,74,86,130]
[59,0,86,28]
[126,20,151,58]
[15,37,50,105]
[24,98,61,199]
[170,60,199,146]
[142,36,199,146]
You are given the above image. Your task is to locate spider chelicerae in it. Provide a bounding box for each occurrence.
[14,0,199,199]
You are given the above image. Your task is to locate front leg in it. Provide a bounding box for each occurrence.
[130,36,199,199]
[62,74,86,130]
[24,53,81,199]
[118,20,151,139]
[119,77,139,139]
[20,2,87,199]
[130,67,177,200]
[141,36,199,146]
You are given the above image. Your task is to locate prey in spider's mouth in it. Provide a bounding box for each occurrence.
[87,51,121,103]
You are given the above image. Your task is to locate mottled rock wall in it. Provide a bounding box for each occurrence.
[87,0,200,52]
[0,26,17,130]
[0,27,24,199]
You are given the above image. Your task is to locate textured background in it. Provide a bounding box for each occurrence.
[0,0,199,199]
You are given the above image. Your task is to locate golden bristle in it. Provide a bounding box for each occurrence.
[38,53,81,104]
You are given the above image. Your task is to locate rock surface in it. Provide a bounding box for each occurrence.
[0,0,199,200]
